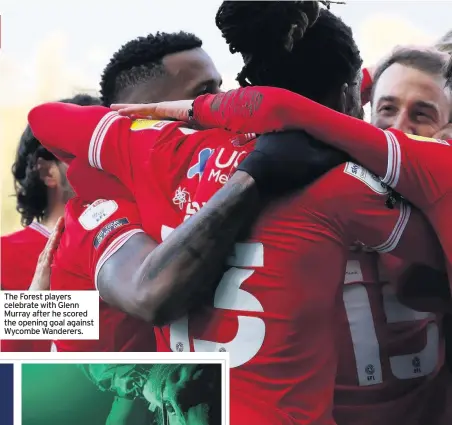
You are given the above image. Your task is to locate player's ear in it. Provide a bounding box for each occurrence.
[338,82,348,114]
[36,158,60,189]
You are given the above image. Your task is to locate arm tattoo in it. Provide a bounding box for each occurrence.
[210,89,264,119]
[138,172,260,325]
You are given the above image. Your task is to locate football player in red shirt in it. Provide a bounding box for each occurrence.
[1,94,100,352]
[184,54,452,284]
[137,53,452,425]
[148,38,449,423]
[44,31,224,352]
[114,25,452,425]
[29,5,448,425]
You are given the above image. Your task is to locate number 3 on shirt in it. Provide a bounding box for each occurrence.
[161,226,266,368]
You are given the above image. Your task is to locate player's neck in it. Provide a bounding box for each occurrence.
[40,209,63,232]
[41,195,66,232]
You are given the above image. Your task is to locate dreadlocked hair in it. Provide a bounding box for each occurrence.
[100,31,202,106]
[216,1,361,103]
[12,94,100,227]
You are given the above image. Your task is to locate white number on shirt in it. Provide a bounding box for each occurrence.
[343,280,439,386]
[161,225,266,368]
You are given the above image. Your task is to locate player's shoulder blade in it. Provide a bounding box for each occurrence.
[404,133,450,146]
[343,162,388,194]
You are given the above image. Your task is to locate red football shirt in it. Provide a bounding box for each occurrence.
[1,223,52,352]
[50,195,157,352]
[48,160,158,352]
[155,135,443,425]
[29,104,254,353]
[334,251,449,425]
[29,98,451,424]
[189,88,452,423]
[28,104,241,240]
[192,86,452,295]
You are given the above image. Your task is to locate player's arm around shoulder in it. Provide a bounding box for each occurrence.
[382,128,452,207]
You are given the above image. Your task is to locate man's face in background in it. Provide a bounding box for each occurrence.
[371,63,452,137]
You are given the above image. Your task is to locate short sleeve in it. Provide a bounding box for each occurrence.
[60,198,144,291]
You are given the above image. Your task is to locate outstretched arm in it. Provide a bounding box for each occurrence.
[193,86,452,209]
[192,86,390,178]
[111,87,391,180]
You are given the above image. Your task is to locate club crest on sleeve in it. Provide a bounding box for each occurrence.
[130,119,172,131]
[93,218,129,249]
[78,199,118,230]
[405,133,449,146]
[344,162,388,195]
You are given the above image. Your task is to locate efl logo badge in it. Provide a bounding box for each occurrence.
[130,119,172,131]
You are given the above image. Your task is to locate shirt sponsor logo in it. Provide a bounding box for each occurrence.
[173,187,190,210]
[78,199,118,230]
[130,119,172,131]
[405,133,449,146]
[214,147,248,169]
[93,218,129,249]
[187,148,214,179]
[344,162,388,195]
[207,168,230,185]
[206,147,249,185]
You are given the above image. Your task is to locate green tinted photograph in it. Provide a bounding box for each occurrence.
[22,363,222,425]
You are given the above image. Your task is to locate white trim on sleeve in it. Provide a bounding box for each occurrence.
[88,111,122,170]
[382,130,401,188]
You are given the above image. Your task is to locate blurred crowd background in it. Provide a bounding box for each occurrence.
[1,0,451,235]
